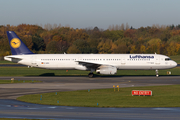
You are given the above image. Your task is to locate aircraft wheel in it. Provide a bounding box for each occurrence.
[156,69,159,77]
[88,73,94,78]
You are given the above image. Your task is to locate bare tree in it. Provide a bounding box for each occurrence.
[115,24,119,30]
[111,24,115,31]
[160,25,167,30]
[44,23,52,31]
[126,23,129,30]
[108,25,112,31]
[120,23,124,31]
[53,23,58,29]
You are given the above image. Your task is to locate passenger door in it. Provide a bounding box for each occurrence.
[31,56,37,67]
[121,58,126,65]
[155,56,160,65]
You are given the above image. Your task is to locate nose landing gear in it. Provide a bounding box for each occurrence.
[156,69,159,77]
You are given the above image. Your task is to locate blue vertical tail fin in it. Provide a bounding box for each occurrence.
[6,31,34,55]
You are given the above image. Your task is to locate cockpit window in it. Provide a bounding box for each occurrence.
[165,58,171,61]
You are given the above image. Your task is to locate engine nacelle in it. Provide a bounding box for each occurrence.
[96,66,117,75]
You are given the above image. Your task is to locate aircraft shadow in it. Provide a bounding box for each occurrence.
[39,73,55,76]
[25,73,180,78]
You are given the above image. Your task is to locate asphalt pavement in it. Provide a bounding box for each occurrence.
[0,76,180,120]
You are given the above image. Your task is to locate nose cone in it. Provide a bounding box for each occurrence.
[172,61,177,68]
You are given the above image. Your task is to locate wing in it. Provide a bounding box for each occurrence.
[76,60,113,70]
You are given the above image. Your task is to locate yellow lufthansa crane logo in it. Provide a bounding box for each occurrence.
[10,38,21,48]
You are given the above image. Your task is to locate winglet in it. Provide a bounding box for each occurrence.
[6,31,34,55]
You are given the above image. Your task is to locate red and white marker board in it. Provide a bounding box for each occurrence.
[132,90,152,96]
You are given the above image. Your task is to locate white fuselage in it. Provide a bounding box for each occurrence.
[4,54,177,70]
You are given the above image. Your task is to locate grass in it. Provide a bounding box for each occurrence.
[0,66,179,76]
[117,67,180,76]
[170,55,180,64]
[17,85,180,107]
[0,80,41,84]
[0,67,90,76]
[0,60,15,64]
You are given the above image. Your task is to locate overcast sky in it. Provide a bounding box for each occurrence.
[0,0,180,29]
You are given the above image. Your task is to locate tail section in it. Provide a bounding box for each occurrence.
[6,31,34,55]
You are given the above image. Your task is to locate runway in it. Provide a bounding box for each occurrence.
[0,76,180,119]
[1,76,180,99]
[1,99,180,120]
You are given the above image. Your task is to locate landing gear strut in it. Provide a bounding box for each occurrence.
[88,68,95,78]
[156,69,159,77]
[88,72,94,78]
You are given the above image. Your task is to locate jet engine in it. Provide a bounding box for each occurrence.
[96,66,117,75]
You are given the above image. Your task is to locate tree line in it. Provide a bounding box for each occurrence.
[0,23,180,57]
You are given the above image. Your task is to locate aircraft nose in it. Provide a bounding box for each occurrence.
[173,61,177,67]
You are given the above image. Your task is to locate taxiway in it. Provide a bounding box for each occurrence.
[0,76,180,120]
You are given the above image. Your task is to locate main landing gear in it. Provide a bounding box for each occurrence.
[88,68,95,78]
[156,69,159,77]
[88,72,94,78]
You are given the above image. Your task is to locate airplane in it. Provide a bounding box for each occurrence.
[4,31,177,78]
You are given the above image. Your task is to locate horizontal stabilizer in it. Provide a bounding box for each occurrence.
[4,56,23,63]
